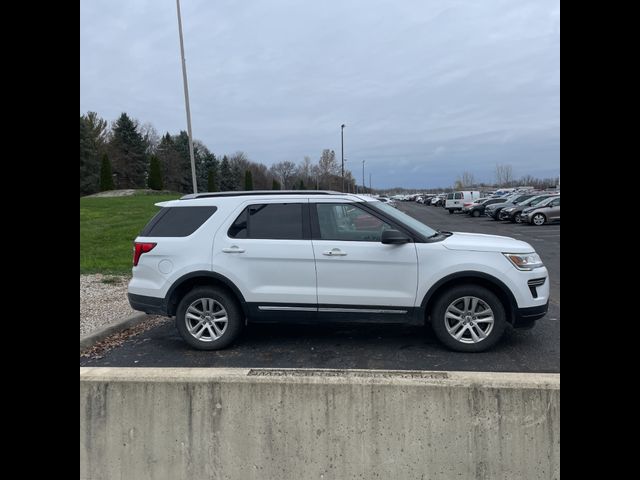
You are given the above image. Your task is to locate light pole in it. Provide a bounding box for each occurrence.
[362,160,365,194]
[369,172,372,193]
[176,0,198,194]
[341,124,345,192]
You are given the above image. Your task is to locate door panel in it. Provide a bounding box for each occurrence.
[311,202,418,307]
[213,201,317,305]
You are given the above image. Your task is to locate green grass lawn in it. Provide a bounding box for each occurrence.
[80,192,181,274]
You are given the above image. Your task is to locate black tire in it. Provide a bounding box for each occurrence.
[471,209,480,217]
[175,286,243,350]
[448,209,454,214]
[430,284,507,352]
[532,213,546,226]
[514,214,522,224]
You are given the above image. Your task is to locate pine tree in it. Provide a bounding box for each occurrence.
[230,162,243,191]
[109,113,148,188]
[148,155,163,190]
[207,169,217,192]
[197,148,216,192]
[244,170,253,190]
[99,154,114,191]
[220,155,232,191]
[172,131,197,193]
[80,116,100,195]
[298,179,305,190]
[272,179,281,190]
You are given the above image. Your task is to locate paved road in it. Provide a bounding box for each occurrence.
[81,202,559,373]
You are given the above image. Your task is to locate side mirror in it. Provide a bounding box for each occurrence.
[381,229,411,244]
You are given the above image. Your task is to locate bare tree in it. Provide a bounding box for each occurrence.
[269,161,297,189]
[317,149,340,189]
[248,163,271,190]
[310,164,321,189]
[495,164,514,186]
[140,122,160,155]
[455,171,475,189]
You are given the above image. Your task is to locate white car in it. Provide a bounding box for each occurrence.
[128,191,549,352]
[445,191,481,213]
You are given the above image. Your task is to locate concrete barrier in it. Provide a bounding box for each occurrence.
[80,367,559,480]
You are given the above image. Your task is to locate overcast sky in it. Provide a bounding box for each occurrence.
[80,0,559,189]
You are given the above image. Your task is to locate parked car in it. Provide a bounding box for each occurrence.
[521,196,560,226]
[431,195,446,207]
[499,194,558,223]
[128,190,549,353]
[418,195,435,204]
[466,198,508,217]
[484,193,539,220]
[445,191,481,214]
[462,198,489,213]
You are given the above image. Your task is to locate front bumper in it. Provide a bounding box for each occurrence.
[513,301,549,328]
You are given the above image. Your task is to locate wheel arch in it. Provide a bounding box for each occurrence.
[420,271,517,325]
[165,271,248,317]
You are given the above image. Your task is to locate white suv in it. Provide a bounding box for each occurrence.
[128,191,549,352]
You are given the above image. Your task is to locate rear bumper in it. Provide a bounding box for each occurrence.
[128,293,168,315]
[513,301,549,329]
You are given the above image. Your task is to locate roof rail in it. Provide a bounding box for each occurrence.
[180,190,342,200]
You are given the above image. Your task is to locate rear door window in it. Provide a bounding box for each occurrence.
[140,206,217,237]
[228,203,305,240]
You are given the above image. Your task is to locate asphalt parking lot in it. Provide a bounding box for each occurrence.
[80,202,559,373]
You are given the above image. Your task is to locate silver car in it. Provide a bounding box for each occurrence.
[522,196,560,226]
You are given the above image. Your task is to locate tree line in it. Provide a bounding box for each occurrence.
[80,111,358,196]
[454,164,559,191]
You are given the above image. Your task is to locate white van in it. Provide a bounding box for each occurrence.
[445,191,481,213]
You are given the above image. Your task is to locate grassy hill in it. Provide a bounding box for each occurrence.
[80,191,181,274]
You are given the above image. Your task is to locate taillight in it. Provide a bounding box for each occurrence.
[133,242,156,266]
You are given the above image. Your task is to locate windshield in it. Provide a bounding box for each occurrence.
[525,195,551,206]
[370,201,438,238]
[533,196,556,207]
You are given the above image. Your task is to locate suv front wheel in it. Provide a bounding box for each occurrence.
[430,285,506,352]
[176,287,243,350]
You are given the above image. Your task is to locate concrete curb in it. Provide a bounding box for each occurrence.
[80,313,148,353]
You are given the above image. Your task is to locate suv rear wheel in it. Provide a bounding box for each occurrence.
[430,284,506,352]
[176,287,243,350]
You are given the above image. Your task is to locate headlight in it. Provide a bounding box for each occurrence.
[503,252,544,270]
[503,207,515,212]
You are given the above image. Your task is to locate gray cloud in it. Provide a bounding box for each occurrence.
[81,0,559,188]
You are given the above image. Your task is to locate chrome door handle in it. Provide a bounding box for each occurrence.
[222,246,245,253]
[323,248,347,256]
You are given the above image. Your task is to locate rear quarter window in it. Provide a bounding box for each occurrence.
[140,206,217,237]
